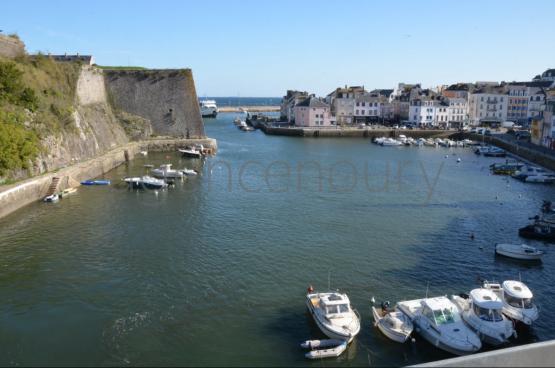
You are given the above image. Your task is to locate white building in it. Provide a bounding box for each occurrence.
[326,86,365,124]
[409,98,446,126]
[447,98,468,126]
[468,89,508,125]
[354,94,383,123]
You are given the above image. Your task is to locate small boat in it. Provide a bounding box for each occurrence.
[475,146,506,157]
[60,187,77,197]
[372,301,413,343]
[373,137,387,144]
[397,296,481,355]
[178,147,202,158]
[306,289,361,343]
[181,168,198,176]
[301,340,348,360]
[512,166,555,183]
[490,161,523,175]
[381,138,403,146]
[451,289,516,346]
[495,243,543,261]
[139,151,148,156]
[151,164,184,179]
[519,201,555,241]
[43,194,59,202]
[483,281,538,326]
[124,176,168,190]
[144,164,154,168]
[81,179,111,185]
[240,125,255,131]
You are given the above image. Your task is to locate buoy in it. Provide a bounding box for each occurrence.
[457,158,461,163]
[445,155,449,158]
[411,338,416,343]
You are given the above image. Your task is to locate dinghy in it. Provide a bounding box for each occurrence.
[81,180,111,185]
[43,194,59,202]
[372,301,413,343]
[301,339,348,359]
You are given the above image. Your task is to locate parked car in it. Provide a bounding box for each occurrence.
[516,130,531,140]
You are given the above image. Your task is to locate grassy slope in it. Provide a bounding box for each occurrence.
[0,55,81,178]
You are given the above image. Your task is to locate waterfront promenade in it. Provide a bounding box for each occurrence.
[218,105,280,113]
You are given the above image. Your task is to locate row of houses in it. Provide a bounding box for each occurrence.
[280,68,555,131]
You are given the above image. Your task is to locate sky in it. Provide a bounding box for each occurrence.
[3,0,555,97]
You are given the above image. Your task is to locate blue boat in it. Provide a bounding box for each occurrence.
[81,180,111,186]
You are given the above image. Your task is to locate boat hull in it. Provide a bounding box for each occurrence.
[495,249,543,261]
[306,296,358,343]
[372,307,411,343]
[518,225,555,241]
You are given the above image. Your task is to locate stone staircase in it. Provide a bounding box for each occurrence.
[45,177,61,197]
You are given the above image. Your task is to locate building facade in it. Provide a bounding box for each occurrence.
[294,97,332,127]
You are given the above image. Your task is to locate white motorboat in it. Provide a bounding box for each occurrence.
[43,194,59,202]
[151,164,184,179]
[397,296,481,355]
[60,187,77,198]
[373,137,387,144]
[178,147,203,158]
[181,168,198,176]
[300,339,347,359]
[124,176,168,190]
[451,289,516,346]
[199,99,218,117]
[483,281,539,326]
[512,166,555,184]
[372,301,413,343]
[381,138,403,146]
[423,139,437,147]
[495,243,543,261]
[415,138,425,146]
[306,291,361,343]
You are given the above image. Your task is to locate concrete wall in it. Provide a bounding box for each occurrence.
[0,34,25,58]
[104,69,205,138]
[410,339,555,367]
[262,125,456,139]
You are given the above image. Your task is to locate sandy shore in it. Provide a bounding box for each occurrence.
[218,106,280,113]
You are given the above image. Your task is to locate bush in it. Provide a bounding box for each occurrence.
[0,61,39,111]
[0,111,39,176]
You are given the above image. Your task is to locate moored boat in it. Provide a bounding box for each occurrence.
[483,280,539,326]
[200,99,218,117]
[300,339,347,359]
[495,243,543,261]
[372,301,413,343]
[151,164,184,179]
[306,289,361,343]
[397,296,481,355]
[43,194,59,202]
[81,179,111,185]
[178,147,203,158]
[124,176,168,190]
[451,289,516,346]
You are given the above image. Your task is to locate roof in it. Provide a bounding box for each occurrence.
[320,292,349,305]
[296,96,329,108]
[371,89,394,98]
[422,296,454,311]
[507,81,553,88]
[503,280,533,299]
[470,288,503,309]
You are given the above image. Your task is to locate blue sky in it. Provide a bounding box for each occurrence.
[3,0,555,97]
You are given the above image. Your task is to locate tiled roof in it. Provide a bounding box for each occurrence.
[296,96,329,108]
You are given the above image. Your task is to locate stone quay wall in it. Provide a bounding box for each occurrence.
[104,69,205,139]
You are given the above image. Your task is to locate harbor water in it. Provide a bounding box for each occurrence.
[1,112,555,366]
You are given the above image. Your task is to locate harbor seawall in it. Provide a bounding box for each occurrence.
[262,125,456,139]
[0,138,217,220]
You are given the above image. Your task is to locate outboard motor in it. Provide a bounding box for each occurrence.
[381,301,391,311]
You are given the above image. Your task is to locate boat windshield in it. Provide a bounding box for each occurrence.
[506,295,535,309]
[432,307,460,325]
[473,304,503,322]
[325,304,349,315]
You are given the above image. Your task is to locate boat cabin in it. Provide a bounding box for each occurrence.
[319,293,350,316]
[469,289,504,322]
[502,281,535,309]
[420,297,461,326]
